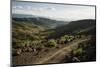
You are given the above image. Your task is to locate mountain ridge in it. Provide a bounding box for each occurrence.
[12,14,69,28]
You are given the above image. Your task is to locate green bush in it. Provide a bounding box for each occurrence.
[32,36,40,40]
[13,39,32,48]
[60,35,73,42]
[73,48,84,57]
[60,36,66,42]
[64,35,69,39]
[47,39,57,47]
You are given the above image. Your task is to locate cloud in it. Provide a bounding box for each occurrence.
[50,7,56,11]
[26,6,32,10]
[12,1,95,21]
[45,7,56,11]
[17,6,23,9]
[13,6,23,9]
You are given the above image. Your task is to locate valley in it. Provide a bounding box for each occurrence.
[12,16,96,66]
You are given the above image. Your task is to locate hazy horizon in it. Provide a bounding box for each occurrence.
[12,1,95,21]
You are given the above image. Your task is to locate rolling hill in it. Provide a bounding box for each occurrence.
[12,15,96,48]
[12,14,68,28]
[47,19,96,39]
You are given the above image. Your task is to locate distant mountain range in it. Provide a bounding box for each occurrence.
[12,14,69,28]
[48,19,96,38]
[12,14,96,42]
[12,14,38,18]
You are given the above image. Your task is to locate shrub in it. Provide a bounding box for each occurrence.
[73,48,84,58]
[60,36,66,42]
[69,36,74,39]
[47,39,57,47]
[13,39,32,48]
[63,35,73,41]
[32,36,40,40]
[64,35,69,39]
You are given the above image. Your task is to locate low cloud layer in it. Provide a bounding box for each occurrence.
[12,1,95,21]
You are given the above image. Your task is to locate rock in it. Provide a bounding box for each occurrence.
[27,47,33,52]
[33,48,36,52]
[72,57,80,62]
[22,47,27,52]
[17,49,22,55]
[12,48,22,56]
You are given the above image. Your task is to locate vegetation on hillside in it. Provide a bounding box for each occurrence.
[12,17,96,65]
[48,19,96,39]
[63,38,96,62]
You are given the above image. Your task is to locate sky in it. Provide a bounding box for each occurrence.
[12,1,95,21]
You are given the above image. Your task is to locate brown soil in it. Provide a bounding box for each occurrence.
[12,38,89,65]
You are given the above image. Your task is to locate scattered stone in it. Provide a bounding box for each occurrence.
[12,48,22,56]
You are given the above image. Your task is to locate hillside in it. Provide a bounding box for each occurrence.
[12,14,68,28]
[12,18,96,65]
[12,20,45,48]
[12,18,96,48]
[48,19,96,39]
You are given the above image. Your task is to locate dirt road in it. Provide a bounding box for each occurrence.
[34,38,89,64]
[13,38,90,65]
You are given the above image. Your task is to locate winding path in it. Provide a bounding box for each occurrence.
[35,38,90,64]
